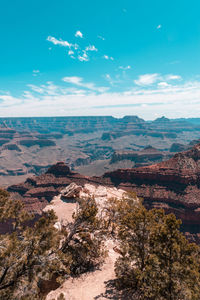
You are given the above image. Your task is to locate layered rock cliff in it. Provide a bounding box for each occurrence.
[104,144,200,242]
[1,116,200,186]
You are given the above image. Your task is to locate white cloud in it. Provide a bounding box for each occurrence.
[103,55,114,60]
[68,50,74,55]
[104,74,121,86]
[62,77,82,85]
[47,35,99,62]
[78,51,89,62]
[157,82,170,88]
[166,74,182,80]
[28,82,59,96]
[28,85,45,94]
[85,45,98,51]
[157,24,162,29]
[75,31,83,38]
[47,36,72,48]
[134,73,160,86]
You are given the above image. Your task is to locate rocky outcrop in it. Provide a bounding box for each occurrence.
[110,146,172,166]
[170,143,188,152]
[46,162,72,177]
[7,163,94,214]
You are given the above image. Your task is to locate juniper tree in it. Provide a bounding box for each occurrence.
[0,190,70,300]
[113,196,200,300]
[61,196,106,275]
[148,213,200,300]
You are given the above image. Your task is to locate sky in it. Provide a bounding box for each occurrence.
[0,0,200,120]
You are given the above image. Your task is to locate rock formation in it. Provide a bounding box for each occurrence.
[110,146,173,166]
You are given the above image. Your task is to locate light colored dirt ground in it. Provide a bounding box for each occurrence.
[46,239,120,300]
[43,195,77,224]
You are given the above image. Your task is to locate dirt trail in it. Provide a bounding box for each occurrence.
[45,184,129,300]
[46,240,120,300]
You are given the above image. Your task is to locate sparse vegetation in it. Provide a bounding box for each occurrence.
[1,188,200,299]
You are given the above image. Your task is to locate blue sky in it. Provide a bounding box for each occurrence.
[0,0,200,119]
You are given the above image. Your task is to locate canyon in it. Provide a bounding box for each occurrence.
[0,116,200,186]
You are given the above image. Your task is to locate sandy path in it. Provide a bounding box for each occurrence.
[46,240,120,300]
[43,195,77,224]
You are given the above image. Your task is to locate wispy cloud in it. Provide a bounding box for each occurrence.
[103,55,114,61]
[104,74,121,86]
[75,30,83,38]
[119,65,131,70]
[85,45,98,51]
[157,82,170,88]
[68,50,74,55]
[33,70,40,77]
[105,74,113,84]
[62,76,108,92]
[134,73,160,86]
[28,81,59,96]
[134,73,182,86]
[78,51,89,62]
[97,35,105,41]
[166,74,181,81]
[47,36,77,48]
[62,77,82,85]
